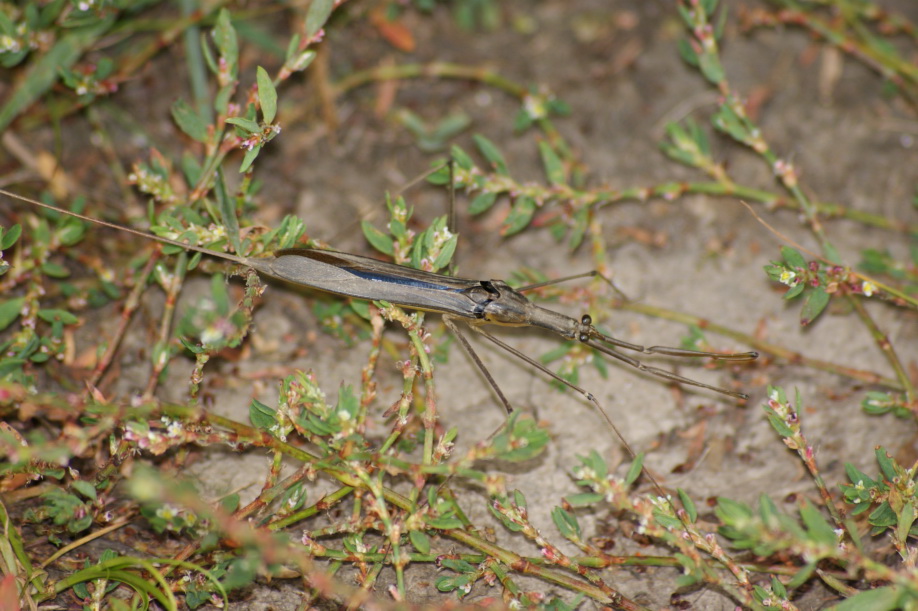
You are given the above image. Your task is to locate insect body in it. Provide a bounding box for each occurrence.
[1,187,757,413]
[256,248,757,399]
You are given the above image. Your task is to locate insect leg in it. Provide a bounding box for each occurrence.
[442,315,513,414]
[585,340,750,399]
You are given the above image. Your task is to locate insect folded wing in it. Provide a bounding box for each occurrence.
[267,249,483,318]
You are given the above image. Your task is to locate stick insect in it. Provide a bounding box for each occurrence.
[1,186,757,465]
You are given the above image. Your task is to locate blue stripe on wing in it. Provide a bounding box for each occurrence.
[346,266,462,292]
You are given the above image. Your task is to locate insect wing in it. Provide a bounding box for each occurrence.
[269,249,483,317]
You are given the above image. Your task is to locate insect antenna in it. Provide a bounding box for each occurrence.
[516,269,629,301]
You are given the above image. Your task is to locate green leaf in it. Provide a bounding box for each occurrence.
[361,221,394,256]
[221,493,241,514]
[715,496,753,524]
[698,51,725,85]
[548,97,571,117]
[713,103,749,144]
[0,16,115,132]
[287,48,316,74]
[249,399,277,431]
[713,3,728,39]
[214,172,240,255]
[425,162,452,186]
[68,513,92,533]
[833,585,902,611]
[869,502,897,529]
[430,112,471,142]
[238,146,260,174]
[56,220,85,246]
[40,262,70,278]
[473,134,509,175]
[225,117,261,133]
[678,489,697,523]
[335,385,359,420]
[876,447,897,480]
[468,191,497,215]
[577,450,608,480]
[784,282,805,300]
[209,273,230,316]
[1,224,21,249]
[539,342,574,364]
[450,145,474,171]
[409,529,430,554]
[551,506,581,540]
[567,207,589,250]
[539,141,565,185]
[179,337,204,354]
[37,308,78,325]
[763,405,795,438]
[424,516,464,530]
[823,242,843,265]
[488,502,523,532]
[284,34,301,63]
[349,300,371,321]
[844,463,876,490]
[0,357,26,377]
[431,235,458,271]
[172,99,210,143]
[799,502,836,547]
[222,555,258,591]
[214,84,233,116]
[563,492,605,507]
[71,479,97,501]
[689,118,710,156]
[770,576,787,599]
[800,287,829,326]
[624,453,644,486]
[212,9,238,77]
[781,246,806,269]
[305,0,335,40]
[677,38,699,68]
[491,413,549,462]
[256,66,277,124]
[898,500,915,547]
[501,196,536,236]
[435,575,463,592]
[786,561,816,589]
[861,391,902,416]
[858,248,892,275]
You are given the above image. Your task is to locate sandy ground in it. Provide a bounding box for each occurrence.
[5,1,918,608]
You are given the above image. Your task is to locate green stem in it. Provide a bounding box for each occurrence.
[848,295,917,403]
[268,486,354,531]
[197,409,646,607]
[334,61,527,100]
[408,319,437,468]
[143,251,187,399]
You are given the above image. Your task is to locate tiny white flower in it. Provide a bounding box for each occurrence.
[779,270,796,285]
[523,94,547,120]
[201,325,223,344]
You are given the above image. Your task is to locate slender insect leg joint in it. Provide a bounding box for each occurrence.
[575,314,758,400]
